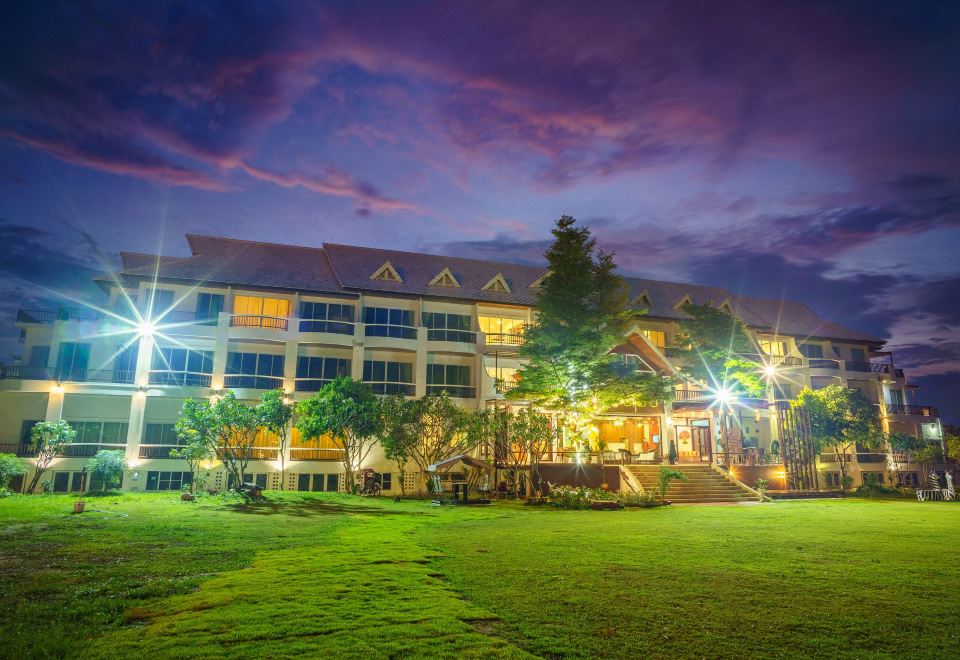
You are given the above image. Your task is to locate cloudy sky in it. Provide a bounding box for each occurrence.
[1,1,958,421]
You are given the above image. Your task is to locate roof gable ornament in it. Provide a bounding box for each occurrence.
[429,267,460,288]
[482,273,511,293]
[370,261,402,283]
[718,299,734,315]
[673,294,693,310]
[633,290,653,308]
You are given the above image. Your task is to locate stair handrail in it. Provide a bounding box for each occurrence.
[711,464,770,502]
[619,465,645,495]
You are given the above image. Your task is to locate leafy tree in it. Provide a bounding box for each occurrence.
[0,453,26,491]
[509,216,673,444]
[507,407,558,497]
[378,394,418,497]
[295,377,382,494]
[176,392,262,491]
[87,449,127,491]
[793,385,882,494]
[670,303,764,397]
[172,405,214,494]
[404,392,485,497]
[27,420,75,493]
[886,431,925,484]
[258,389,294,489]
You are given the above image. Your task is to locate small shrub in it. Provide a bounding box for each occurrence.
[0,453,26,491]
[618,491,661,507]
[855,473,894,498]
[41,480,54,494]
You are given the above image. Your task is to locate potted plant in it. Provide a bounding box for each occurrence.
[755,478,768,500]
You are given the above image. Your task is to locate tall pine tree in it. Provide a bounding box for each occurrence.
[508,216,673,442]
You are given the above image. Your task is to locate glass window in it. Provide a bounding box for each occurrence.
[142,288,174,314]
[426,364,474,397]
[798,343,824,359]
[20,420,40,445]
[640,329,666,349]
[362,360,414,395]
[150,348,214,386]
[29,345,49,367]
[424,312,474,342]
[850,348,867,364]
[195,293,224,324]
[225,352,285,389]
[295,356,350,391]
[114,342,138,374]
[145,423,181,445]
[297,474,311,491]
[56,342,91,374]
[363,307,416,338]
[326,474,340,492]
[760,340,786,357]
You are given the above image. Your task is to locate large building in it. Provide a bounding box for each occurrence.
[0,235,943,495]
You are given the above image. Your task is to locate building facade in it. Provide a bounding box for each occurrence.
[0,235,943,494]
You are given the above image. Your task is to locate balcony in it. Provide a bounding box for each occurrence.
[427,329,477,343]
[297,319,355,335]
[808,358,840,370]
[16,309,58,324]
[139,445,182,459]
[148,371,213,387]
[60,443,125,458]
[427,384,476,398]
[887,404,938,417]
[673,389,711,403]
[223,374,285,390]
[484,332,524,347]
[294,378,336,393]
[768,355,803,367]
[365,324,417,340]
[495,379,519,394]
[230,314,289,331]
[367,382,415,396]
[844,361,889,373]
[0,443,36,457]
[1,366,135,384]
[290,448,345,461]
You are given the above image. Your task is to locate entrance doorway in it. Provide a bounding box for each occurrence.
[674,419,712,463]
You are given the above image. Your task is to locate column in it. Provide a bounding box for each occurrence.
[351,324,365,380]
[210,310,231,390]
[415,327,427,397]
[44,386,65,421]
[125,333,154,464]
[283,340,299,393]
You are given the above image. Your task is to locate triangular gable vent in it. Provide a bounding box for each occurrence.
[370,261,402,283]
[482,273,511,293]
[529,271,549,288]
[633,290,653,308]
[718,299,733,315]
[673,294,693,310]
[429,267,460,288]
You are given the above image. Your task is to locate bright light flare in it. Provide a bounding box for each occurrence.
[137,320,156,338]
[763,364,777,378]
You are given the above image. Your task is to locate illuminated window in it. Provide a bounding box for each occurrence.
[233,295,291,318]
[478,315,525,336]
[640,329,666,349]
[760,340,786,357]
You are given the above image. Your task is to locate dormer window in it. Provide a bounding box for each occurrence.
[674,294,693,310]
[482,273,511,293]
[634,290,652,308]
[529,271,549,288]
[429,267,460,288]
[370,261,402,283]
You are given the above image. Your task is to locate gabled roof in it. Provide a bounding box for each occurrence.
[112,234,883,344]
[482,273,511,293]
[370,261,403,283]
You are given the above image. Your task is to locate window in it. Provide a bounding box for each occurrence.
[312,474,325,491]
[56,342,91,376]
[376,473,392,491]
[20,420,40,445]
[195,293,224,325]
[862,472,884,485]
[760,340,786,357]
[363,307,416,339]
[423,312,474,342]
[774,383,793,400]
[482,274,510,293]
[146,471,192,491]
[232,295,291,329]
[889,389,905,407]
[427,364,474,398]
[112,342,137,383]
[798,343,824,359]
[295,356,350,391]
[824,472,841,488]
[29,345,49,367]
[67,421,129,445]
[150,347,214,386]
[297,474,311,491]
[327,474,340,492]
[225,353,284,389]
[616,354,654,374]
[897,472,918,487]
[363,360,414,395]
[478,315,525,343]
[299,302,355,334]
[370,261,402,282]
[640,329,666,350]
[144,423,181,445]
[850,347,867,364]
[242,473,268,489]
[142,288,174,314]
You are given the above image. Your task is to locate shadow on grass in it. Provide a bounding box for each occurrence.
[223,498,424,518]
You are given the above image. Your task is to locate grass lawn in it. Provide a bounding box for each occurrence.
[1,493,958,658]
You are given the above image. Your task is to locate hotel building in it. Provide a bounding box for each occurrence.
[0,235,943,497]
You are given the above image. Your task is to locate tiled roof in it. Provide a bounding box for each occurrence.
[116,234,882,343]
[120,235,343,294]
[323,243,543,305]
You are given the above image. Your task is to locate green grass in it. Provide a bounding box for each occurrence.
[0,494,957,658]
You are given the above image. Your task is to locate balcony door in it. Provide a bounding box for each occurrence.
[56,342,90,378]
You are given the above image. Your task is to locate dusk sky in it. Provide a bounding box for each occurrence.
[1,1,958,421]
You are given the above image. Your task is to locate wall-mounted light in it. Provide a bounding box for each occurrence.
[51,383,64,394]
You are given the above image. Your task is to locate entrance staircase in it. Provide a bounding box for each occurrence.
[624,464,757,504]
